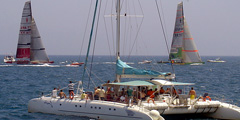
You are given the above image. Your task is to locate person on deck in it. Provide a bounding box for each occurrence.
[68,81,74,98]
[99,87,105,100]
[106,87,113,101]
[52,88,58,98]
[164,88,171,94]
[159,87,165,94]
[147,89,155,104]
[81,91,86,99]
[172,87,178,97]
[58,90,67,99]
[189,87,196,100]
[139,89,146,100]
[94,86,100,100]
[127,88,133,106]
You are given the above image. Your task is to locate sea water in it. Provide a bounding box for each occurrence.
[0,55,239,120]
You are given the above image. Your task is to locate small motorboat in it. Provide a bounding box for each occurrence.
[138,60,152,64]
[66,62,84,66]
[4,56,15,63]
[207,58,226,63]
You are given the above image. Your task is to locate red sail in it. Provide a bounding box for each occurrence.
[16,48,30,58]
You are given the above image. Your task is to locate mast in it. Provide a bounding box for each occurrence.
[76,0,99,95]
[116,0,121,82]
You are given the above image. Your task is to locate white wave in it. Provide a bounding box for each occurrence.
[0,64,14,67]
[16,64,61,67]
[65,64,80,67]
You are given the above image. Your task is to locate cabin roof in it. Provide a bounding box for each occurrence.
[102,79,194,87]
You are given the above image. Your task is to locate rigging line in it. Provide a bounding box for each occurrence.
[86,67,105,83]
[103,0,114,71]
[155,0,176,79]
[158,0,169,41]
[86,69,97,88]
[79,0,93,61]
[77,0,99,95]
[73,0,94,85]
[126,0,144,60]
[127,15,144,60]
[137,0,144,16]
[88,0,102,89]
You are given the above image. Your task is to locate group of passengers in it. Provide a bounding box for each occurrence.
[92,86,187,104]
[51,81,198,104]
[93,87,137,105]
[51,81,75,99]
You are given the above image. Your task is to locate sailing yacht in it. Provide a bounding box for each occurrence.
[16,1,53,64]
[28,1,240,120]
[169,2,204,65]
[28,0,173,119]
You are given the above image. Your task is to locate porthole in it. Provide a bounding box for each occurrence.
[114,108,116,111]
[99,107,101,109]
[75,105,77,107]
[109,108,111,110]
[79,105,82,107]
[60,104,62,106]
[91,106,93,109]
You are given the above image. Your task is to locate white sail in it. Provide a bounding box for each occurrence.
[169,2,184,61]
[170,2,203,64]
[30,18,50,63]
[16,1,32,58]
[182,18,202,63]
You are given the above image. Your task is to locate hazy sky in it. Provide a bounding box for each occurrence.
[0,0,240,56]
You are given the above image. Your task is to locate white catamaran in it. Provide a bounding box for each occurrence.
[28,1,240,120]
[28,0,173,119]
[169,2,204,65]
[16,1,53,64]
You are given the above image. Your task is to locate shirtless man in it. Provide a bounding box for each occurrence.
[189,87,196,100]
[59,90,67,99]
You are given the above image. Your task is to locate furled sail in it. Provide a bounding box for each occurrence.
[16,1,32,58]
[169,2,202,64]
[30,18,50,63]
[116,59,174,79]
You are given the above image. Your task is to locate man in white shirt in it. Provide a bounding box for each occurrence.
[52,88,58,98]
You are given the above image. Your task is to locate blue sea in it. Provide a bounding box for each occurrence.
[0,55,239,120]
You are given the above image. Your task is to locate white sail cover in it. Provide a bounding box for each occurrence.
[170,2,202,63]
[30,18,49,63]
[16,1,32,58]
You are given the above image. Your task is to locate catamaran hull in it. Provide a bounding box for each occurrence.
[205,102,240,119]
[142,100,240,119]
[28,97,164,120]
[143,101,240,120]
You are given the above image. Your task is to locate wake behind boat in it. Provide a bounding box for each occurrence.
[15,1,53,64]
